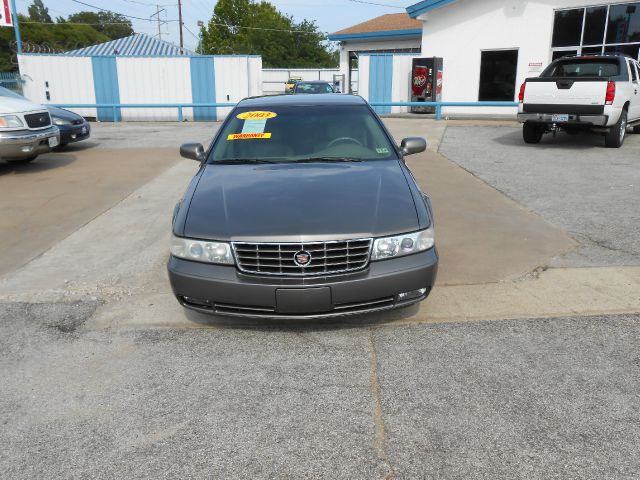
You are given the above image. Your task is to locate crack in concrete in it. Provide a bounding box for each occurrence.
[368,328,395,479]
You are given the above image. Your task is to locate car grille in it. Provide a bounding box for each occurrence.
[24,112,52,128]
[232,238,372,276]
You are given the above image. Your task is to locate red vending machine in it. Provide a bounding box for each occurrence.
[411,57,443,113]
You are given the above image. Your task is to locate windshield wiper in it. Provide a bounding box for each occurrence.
[215,158,284,164]
[294,157,363,163]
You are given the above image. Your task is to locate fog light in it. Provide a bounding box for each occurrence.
[397,288,427,302]
[182,296,210,307]
[20,146,34,153]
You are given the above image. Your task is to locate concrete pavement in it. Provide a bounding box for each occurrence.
[1,119,640,478]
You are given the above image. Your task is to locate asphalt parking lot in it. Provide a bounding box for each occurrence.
[1,119,639,478]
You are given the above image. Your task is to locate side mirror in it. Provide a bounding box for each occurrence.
[400,137,427,156]
[180,142,205,161]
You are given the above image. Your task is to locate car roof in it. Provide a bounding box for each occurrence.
[237,94,367,107]
[296,80,332,84]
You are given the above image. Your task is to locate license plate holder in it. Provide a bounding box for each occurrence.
[48,136,59,147]
[276,287,332,314]
[552,114,569,122]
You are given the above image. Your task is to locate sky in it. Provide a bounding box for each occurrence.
[14,0,413,51]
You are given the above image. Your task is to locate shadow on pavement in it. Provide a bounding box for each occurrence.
[0,153,76,176]
[492,128,608,149]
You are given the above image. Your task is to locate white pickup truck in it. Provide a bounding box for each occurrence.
[0,96,60,163]
[517,54,640,148]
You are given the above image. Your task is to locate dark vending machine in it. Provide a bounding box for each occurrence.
[410,57,443,113]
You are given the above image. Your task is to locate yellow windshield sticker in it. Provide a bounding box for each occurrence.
[227,132,272,140]
[237,111,277,120]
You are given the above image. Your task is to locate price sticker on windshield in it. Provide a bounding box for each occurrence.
[237,111,277,120]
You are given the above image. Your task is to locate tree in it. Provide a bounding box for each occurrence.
[201,0,336,68]
[66,11,134,40]
[27,0,52,23]
[0,14,109,71]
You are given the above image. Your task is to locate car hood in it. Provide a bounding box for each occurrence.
[182,161,420,242]
[47,106,83,122]
[0,97,46,115]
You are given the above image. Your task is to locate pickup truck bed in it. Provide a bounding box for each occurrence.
[518,55,640,148]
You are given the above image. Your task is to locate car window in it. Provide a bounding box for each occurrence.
[209,105,398,162]
[629,60,638,82]
[295,83,332,94]
[542,59,620,77]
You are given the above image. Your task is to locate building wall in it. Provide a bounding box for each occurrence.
[417,0,622,115]
[358,53,420,114]
[117,57,192,120]
[17,54,262,121]
[19,55,96,118]
[338,37,421,93]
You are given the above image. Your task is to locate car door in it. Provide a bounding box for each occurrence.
[626,59,640,121]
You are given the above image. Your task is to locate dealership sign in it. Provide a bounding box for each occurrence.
[0,0,13,27]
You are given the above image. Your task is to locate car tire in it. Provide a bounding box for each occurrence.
[605,109,627,148]
[6,155,37,164]
[523,122,543,144]
[633,124,640,134]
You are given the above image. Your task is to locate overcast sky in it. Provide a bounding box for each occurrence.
[14,0,412,51]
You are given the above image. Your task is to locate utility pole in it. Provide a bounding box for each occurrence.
[177,0,184,54]
[9,0,21,54]
[151,5,166,40]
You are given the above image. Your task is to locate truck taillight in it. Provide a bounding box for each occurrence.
[518,82,526,103]
[605,81,616,105]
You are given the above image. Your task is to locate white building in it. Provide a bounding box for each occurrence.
[333,0,640,115]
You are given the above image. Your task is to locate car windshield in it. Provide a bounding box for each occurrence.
[542,59,620,77]
[0,85,24,99]
[209,104,398,163]
[295,83,334,94]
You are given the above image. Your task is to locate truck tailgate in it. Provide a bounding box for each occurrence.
[523,78,607,113]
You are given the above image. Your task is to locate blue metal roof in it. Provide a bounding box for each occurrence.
[328,28,422,42]
[406,0,458,18]
[64,33,195,57]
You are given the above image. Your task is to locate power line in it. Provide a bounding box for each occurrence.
[71,0,180,22]
[347,0,405,8]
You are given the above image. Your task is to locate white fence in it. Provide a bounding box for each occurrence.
[18,54,262,121]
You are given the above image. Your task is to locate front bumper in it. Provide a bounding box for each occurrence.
[168,248,438,319]
[57,122,90,144]
[0,126,60,159]
[517,112,608,127]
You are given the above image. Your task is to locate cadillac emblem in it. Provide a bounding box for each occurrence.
[293,250,311,266]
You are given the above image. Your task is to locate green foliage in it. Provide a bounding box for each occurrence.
[201,0,337,68]
[1,1,128,72]
[66,11,133,40]
[27,0,51,23]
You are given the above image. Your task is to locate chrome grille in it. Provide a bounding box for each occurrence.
[232,239,372,276]
[24,112,51,129]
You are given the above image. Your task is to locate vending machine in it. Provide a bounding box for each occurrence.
[410,57,443,113]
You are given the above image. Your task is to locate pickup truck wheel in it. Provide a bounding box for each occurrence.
[6,155,37,164]
[633,125,640,134]
[605,109,627,148]
[523,122,543,144]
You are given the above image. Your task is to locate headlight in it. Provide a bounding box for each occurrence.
[53,117,72,126]
[0,115,24,128]
[371,227,434,261]
[170,235,234,265]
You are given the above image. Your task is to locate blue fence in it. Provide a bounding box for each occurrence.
[50,101,518,122]
[0,72,23,95]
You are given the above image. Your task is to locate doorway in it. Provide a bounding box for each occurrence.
[478,49,519,101]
